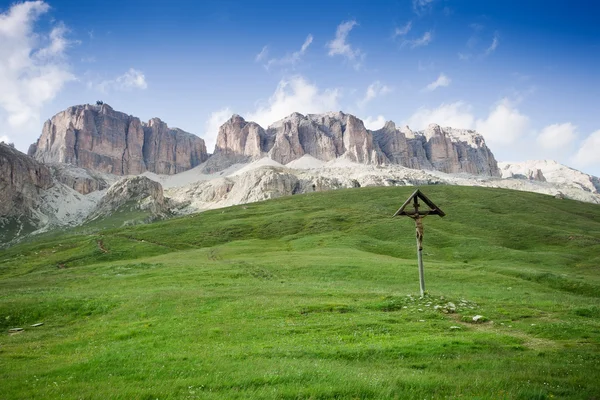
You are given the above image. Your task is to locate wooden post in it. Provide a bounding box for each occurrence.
[416,233,425,297]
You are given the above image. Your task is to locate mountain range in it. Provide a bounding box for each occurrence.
[1,103,598,246]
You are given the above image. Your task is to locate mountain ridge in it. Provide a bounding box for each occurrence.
[1,104,599,246]
[206,111,500,176]
[28,103,209,175]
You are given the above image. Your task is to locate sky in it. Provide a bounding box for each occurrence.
[0,0,599,176]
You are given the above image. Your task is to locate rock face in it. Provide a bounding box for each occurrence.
[0,143,53,218]
[49,164,112,195]
[88,176,170,220]
[29,104,208,175]
[209,112,500,176]
[499,160,600,193]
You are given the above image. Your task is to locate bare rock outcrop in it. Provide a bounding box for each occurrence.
[210,112,500,176]
[29,104,208,176]
[0,143,53,218]
[203,115,266,173]
[88,176,170,220]
[49,164,112,195]
[209,111,385,171]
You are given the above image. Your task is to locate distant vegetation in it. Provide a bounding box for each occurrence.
[1,186,599,398]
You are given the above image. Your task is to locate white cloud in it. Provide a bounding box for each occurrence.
[265,34,313,69]
[246,76,340,127]
[404,31,433,48]
[572,130,600,167]
[359,81,392,107]
[485,32,499,55]
[405,101,475,130]
[327,20,364,69]
[405,99,530,147]
[94,68,148,93]
[475,98,529,146]
[423,73,451,92]
[413,0,436,15]
[0,1,75,140]
[363,115,387,130]
[204,107,233,153]
[537,122,577,150]
[394,21,412,37]
[255,46,268,62]
[0,135,11,144]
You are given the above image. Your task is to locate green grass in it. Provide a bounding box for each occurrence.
[1,186,599,399]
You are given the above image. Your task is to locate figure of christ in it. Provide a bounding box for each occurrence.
[409,212,430,250]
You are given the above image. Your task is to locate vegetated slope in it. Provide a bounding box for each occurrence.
[1,186,599,399]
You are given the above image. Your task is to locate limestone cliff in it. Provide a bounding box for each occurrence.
[87,176,170,221]
[29,104,208,175]
[0,143,53,218]
[210,112,500,176]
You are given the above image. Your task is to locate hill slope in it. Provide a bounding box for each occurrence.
[1,186,599,399]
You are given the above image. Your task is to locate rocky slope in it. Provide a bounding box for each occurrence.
[29,103,208,175]
[205,112,499,176]
[499,160,600,194]
[0,143,53,218]
[87,176,170,222]
[164,157,600,214]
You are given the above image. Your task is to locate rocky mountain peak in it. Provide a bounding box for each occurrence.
[29,103,208,176]
[382,120,397,132]
[208,111,500,176]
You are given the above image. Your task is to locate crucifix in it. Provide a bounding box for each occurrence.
[393,189,445,297]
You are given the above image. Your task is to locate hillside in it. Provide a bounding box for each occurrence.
[1,186,600,399]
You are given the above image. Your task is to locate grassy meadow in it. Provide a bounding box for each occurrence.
[1,186,599,399]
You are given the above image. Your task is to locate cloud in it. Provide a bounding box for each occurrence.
[394,21,412,37]
[359,81,392,107]
[0,0,75,138]
[485,32,499,55]
[363,115,387,130]
[405,98,529,147]
[405,101,475,131]
[423,73,451,92]
[255,46,268,62]
[475,98,529,146]
[536,123,577,150]
[94,68,148,93]
[573,130,600,167]
[403,31,433,48]
[246,76,340,127]
[0,135,11,144]
[204,107,233,153]
[413,0,436,15]
[327,20,364,69]
[265,34,313,69]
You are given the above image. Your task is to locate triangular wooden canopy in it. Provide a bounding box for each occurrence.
[393,189,446,217]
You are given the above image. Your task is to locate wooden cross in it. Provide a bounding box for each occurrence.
[393,189,445,297]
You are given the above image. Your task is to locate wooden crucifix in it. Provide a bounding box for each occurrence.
[393,189,445,297]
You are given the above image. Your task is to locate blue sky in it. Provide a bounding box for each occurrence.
[1,0,599,175]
